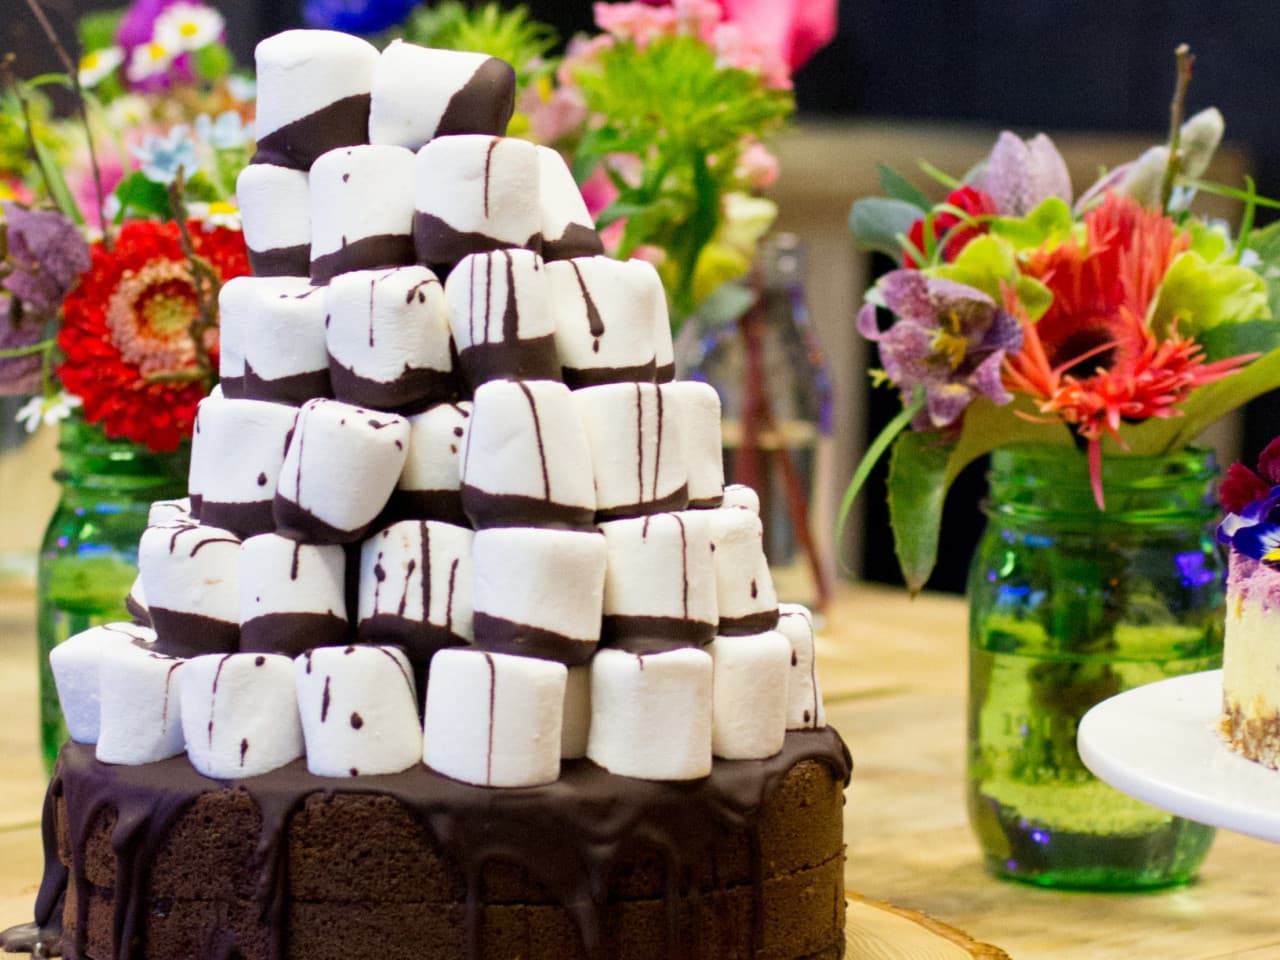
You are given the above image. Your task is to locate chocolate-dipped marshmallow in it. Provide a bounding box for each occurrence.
[536,145,603,261]
[423,648,566,788]
[369,40,516,150]
[274,399,410,544]
[413,135,540,269]
[357,520,474,675]
[187,395,299,537]
[461,380,595,529]
[707,507,780,635]
[547,256,661,388]
[236,164,311,277]
[667,380,725,507]
[778,603,826,730]
[388,402,471,525]
[181,653,304,778]
[96,640,187,765]
[445,249,558,386]
[139,520,241,657]
[471,526,606,665]
[573,382,689,520]
[310,145,417,284]
[325,265,457,413]
[598,511,717,652]
[709,630,791,760]
[240,533,349,657]
[252,29,378,170]
[50,623,155,745]
[296,644,423,777]
[219,275,331,405]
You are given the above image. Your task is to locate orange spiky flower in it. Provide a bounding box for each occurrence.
[1003,192,1256,507]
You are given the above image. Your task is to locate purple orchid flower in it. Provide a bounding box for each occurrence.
[857,270,1023,430]
[981,132,1072,217]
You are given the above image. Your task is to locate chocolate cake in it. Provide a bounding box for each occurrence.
[6,28,850,960]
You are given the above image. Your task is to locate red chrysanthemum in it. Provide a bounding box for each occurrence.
[1003,192,1255,506]
[58,220,250,451]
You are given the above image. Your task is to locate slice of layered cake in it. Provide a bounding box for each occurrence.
[17,28,850,960]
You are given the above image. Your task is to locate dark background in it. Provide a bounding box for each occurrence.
[8,0,1278,590]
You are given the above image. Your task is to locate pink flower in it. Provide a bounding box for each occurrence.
[712,22,791,89]
[521,85,588,145]
[593,2,678,47]
[673,0,723,43]
[557,33,614,86]
[579,166,620,218]
[735,139,779,189]
[716,0,837,72]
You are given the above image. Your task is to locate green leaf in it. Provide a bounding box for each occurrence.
[78,10,125,53]
[886,396,1074,592]
[876,164,931,211]
[193,43,235,82]
[114,172,171,220]
[989,197,1074,251]
[183,170,221,203]
[1247,220,1280,262]
[929,234,1053,320]
[1195,320,1280,363]
[917,159,961,190]
[848,197,919,262]
[31,135,82,224]
[694,280,756,329]
[1148,250,1270,339]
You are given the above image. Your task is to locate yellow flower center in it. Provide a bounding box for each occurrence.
[147,42,168,62]
[81,52,100,70]
[179,21,199,38]
[933,309,969,369]
[107,261,199,377]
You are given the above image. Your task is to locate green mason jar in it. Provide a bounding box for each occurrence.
[966,444,1222,889]
[36,416,188,773]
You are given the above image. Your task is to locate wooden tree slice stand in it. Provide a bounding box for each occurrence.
[845,893,1011,959]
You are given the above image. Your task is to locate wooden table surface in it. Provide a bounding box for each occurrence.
[3,581,1280,959]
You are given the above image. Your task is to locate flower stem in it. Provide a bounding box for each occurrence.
[0,339,55,359]
[1158,43,1195,213]
[23,0,112,247]
[167,170,221,391]
[0,57,58,205]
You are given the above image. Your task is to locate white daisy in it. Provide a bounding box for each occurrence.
[126,41,174,83]
[15,391,83,434]
[78,46,124,88]
[153,3,225,54]
[187,200,241,231]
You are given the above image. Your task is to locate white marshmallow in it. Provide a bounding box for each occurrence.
[667,381,725,507]
[181,653,304,778]
[598,511,717,650]
[547,256,660,388]
[187,395,299,537]
[653,293,675,382]
[358,520,474,666]
[240,534,349,657]
[236,164,311,277]
[139,520,241,657]
[461,380,595,529]
[423,648,565,787]
[310,145,417,283]
[708,507,779,635]
[472,527,605,665]
[296,645,422,777]
[125,573,150,626]
[369,40,515,150]
[573,382,688,520]
[219,275,330,405]
[50,623,154,744]
[95,641,186,765]
[536,145,603,261]
[325,265,456,412]
[561,664,591,760]
[148,498,191,527]
[709,632,791,760]
[721,483,760,514]
[445,249,558,386]
[413,135,540,268]
[778,603,826,730]
[391,402,471,525]
[586,647,712,781]
[275,399,410,543]
[252,29,378,169]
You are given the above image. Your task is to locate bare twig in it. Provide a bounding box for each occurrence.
[23,0,112,247]
[165,169,221,391]
[1159,43,1196,212]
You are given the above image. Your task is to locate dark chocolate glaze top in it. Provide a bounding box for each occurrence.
[34,729,849,960]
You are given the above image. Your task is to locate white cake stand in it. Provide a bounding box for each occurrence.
[1077,670,1280,844]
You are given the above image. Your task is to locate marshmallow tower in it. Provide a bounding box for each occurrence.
[60,31,823,792]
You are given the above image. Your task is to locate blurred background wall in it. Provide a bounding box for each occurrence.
[2,0,1276,591]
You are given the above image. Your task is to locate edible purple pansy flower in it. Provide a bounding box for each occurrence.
[857,270,1023,430]
[1217,438,1280,563]
[981,132,1072,217]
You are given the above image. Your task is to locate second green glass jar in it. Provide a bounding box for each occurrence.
[967,444,1222,890]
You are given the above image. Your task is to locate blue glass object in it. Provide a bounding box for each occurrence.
[967,444,1222,889]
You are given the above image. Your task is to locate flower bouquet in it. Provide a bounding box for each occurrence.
[846,47,1280,594]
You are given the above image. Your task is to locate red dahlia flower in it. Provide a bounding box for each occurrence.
[58,219,249,452]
